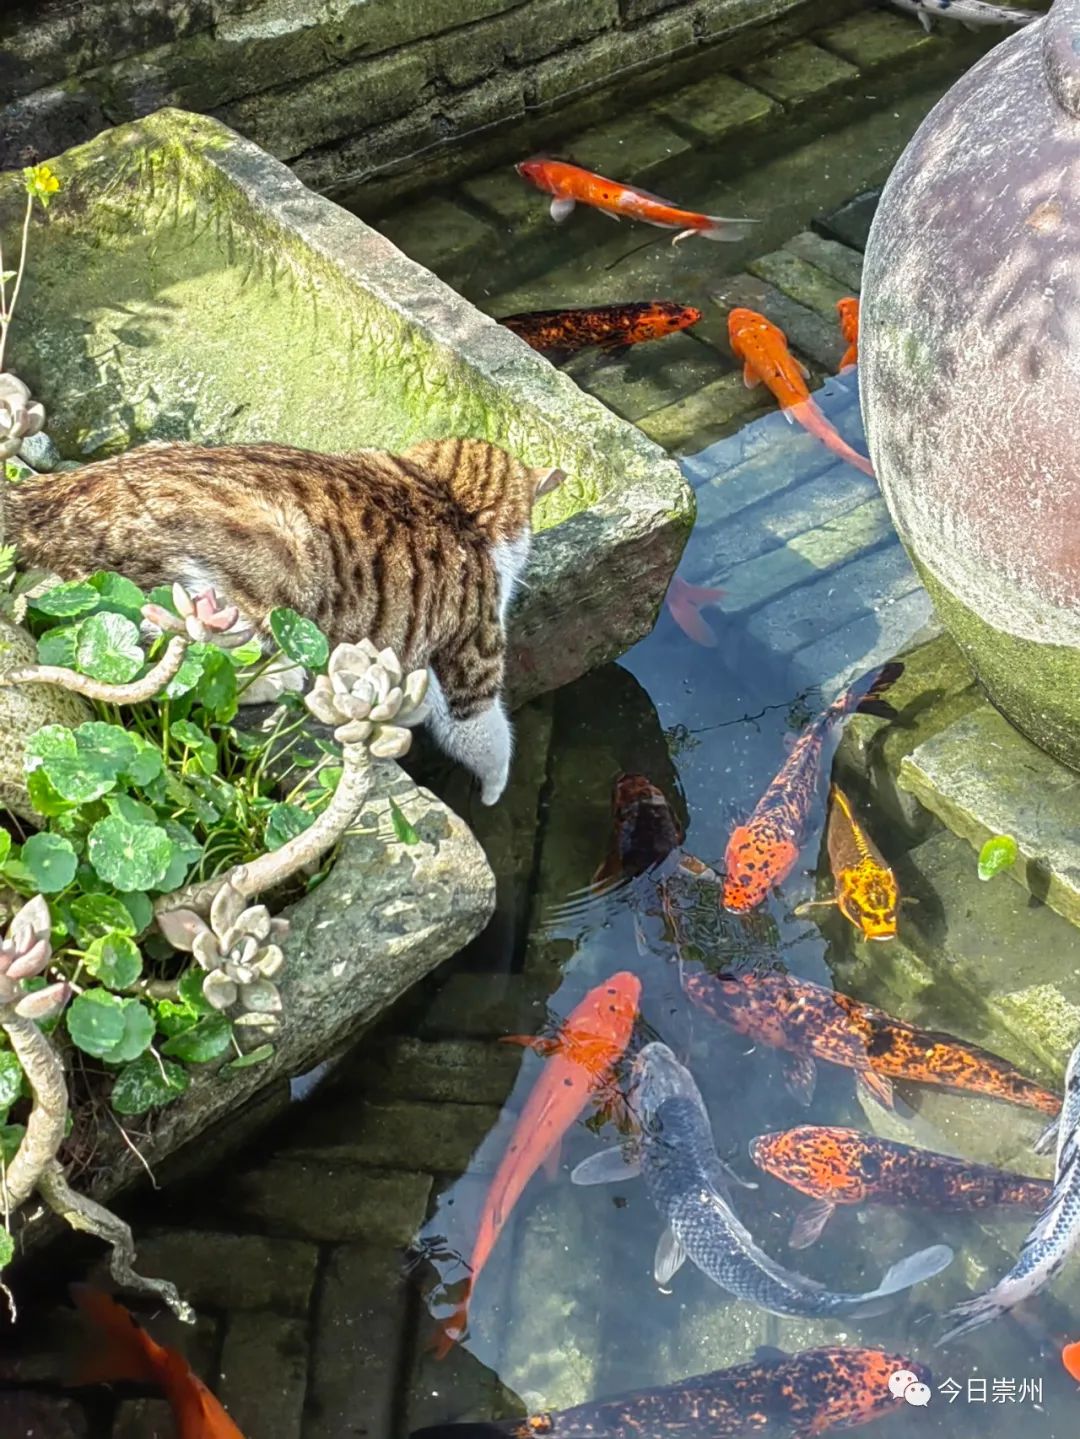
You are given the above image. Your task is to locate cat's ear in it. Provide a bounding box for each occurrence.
[531,466,565,497]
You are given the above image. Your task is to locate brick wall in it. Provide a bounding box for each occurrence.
[0,0,863,211]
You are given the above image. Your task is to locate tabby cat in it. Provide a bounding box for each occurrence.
[8,438,564,806]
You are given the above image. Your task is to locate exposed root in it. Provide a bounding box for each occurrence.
[37,1160,194,1324]
[158,740,374,918]
[6,634,189,703]
[0,1011,68,1211]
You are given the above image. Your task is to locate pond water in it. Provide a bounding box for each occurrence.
[4,11,1077,1439]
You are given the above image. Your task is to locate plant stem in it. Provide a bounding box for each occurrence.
[7,634,188,703]
[157,741,374,917]
[0,192,32,375]
[0,1009,67,1211]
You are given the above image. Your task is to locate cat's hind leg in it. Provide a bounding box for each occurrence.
[425,669,512,807]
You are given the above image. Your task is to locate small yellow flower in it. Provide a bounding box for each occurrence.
[22,164,60,207]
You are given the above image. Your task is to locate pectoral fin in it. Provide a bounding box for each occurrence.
[789,1199,836,1249]
[550,197,576,222]
[654,1225,687,1285]
[742,362,762,390]
[855,1068,896,1110]
[570,1145,641,1186]
[783,1054,818,1106]
[543,1139,562,1181]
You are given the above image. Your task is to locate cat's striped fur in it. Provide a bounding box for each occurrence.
[9,438,563,805]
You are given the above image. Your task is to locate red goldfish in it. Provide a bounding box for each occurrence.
[499,301,702,358]
[69,1286,245,1438]
[726,307,875,477]
[1064,1340,1080,1382]
[516,157,756,244]
[837,297,860,371]
[433,971,641,1357]
[723,664,902,913]
[665,575,725,646]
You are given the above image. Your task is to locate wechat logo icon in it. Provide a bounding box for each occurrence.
[890,1370,932,1407]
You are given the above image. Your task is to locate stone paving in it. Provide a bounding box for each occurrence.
[6,13,1074,1439]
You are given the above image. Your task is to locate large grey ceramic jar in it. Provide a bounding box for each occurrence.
[861,0,1080,769]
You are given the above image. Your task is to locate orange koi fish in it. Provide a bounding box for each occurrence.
[516,157,756,244]
[751,1125,1052,1249]
[1064,1340,1080,1383]
[499,301,702,359]
[723,664,902,914]
[433,971,641,1357]
[665,575,726,647]
[727,307,875,477]
[800,784,900,941]
[837,297,859,371]
[69,1286,245,1438]
[411,1346,932,1438]
[682,967,1062,1115]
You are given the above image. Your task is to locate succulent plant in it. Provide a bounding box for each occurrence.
[306,640,429,757]
[142,583,255,649]
[157,880,288,1033]
[0,373,45,461]
[0,893,69,1021]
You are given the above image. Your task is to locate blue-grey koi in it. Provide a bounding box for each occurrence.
[571,1041,953,1319]
[937,1033,1080,1345]
[888,0,1040,28]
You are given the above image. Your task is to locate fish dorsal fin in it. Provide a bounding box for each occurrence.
[654,1225,688,1285]
[570,1144,642,1185]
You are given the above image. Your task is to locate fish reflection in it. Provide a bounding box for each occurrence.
[411,1345,933,1437]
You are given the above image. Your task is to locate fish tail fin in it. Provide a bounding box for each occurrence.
[834,660,904,722]
[936,1290,1010,1348]
[68,1285,163,1388]
[665,576,723,647]
[698,216,759,242]
[430,1298,471,1362]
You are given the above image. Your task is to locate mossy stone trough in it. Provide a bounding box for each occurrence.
[2,107,694,707]
[0,107,691,1228]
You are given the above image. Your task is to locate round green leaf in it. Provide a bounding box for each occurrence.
[170,720,217,775]
[29,581,100,618]
[88,571,147,622]
[121,891,154,935]
[178,967,212,1014]
[37,625,80,667]
[75,612,145,684]
[269,607,328,670]
[101,999,155,1063]
[265,802,315,852]
[0,831,10,867]
[106,792,158,826]
[164,644,207,699]
[154,999,199,1039]
[67,990,127,1057]
[75,722,138,776]
[222,1042,274,1074]
[110,1051,189,1115]
[197,647,238,722]
[84,932,142,989]
[978,834,1019,882]
[0,1051,25,1110]
[26,768,77,817]
[162,1013,232,1063]
[0,1230,13,1269]
[123,735,163,787]
[20,833,77,893]
[70,894,137,940]
[88,815,173,892]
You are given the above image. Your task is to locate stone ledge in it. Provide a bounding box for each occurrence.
[899,702,1080,930]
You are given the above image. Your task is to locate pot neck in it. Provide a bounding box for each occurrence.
[1044,0,1080,117]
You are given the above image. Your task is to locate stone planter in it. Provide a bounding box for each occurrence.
[860,0,1080,769]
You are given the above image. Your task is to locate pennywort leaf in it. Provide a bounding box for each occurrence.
[110,1051,189,1115]
[269,607,328,670]
[978,834,1019,882]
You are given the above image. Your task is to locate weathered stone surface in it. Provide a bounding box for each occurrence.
[637,372,769,452]
[419,972,548,1039]
[816,8,938,70]
[835,630,980,839]
[568,109,691,181]
[788,584,937,697]
[568,335,733,426]
[648,71,779,141]
[221,1158,434,1243]
[748,248,851,321]
[217,1311,308,1439]
[813,186,882,251]
[900,703,1080,931]
[288,1098,502,1173]
[739,40,858,105]
[0,618,94,820]
[113,1399,175,1438]
[5,111,692,713]
[128,1231,318,1314]
[0,1393,88,1437]
[361,1035,523,1105]
[697,274,844,371]
[783,230,864,291]
[304,1242,410,1439]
